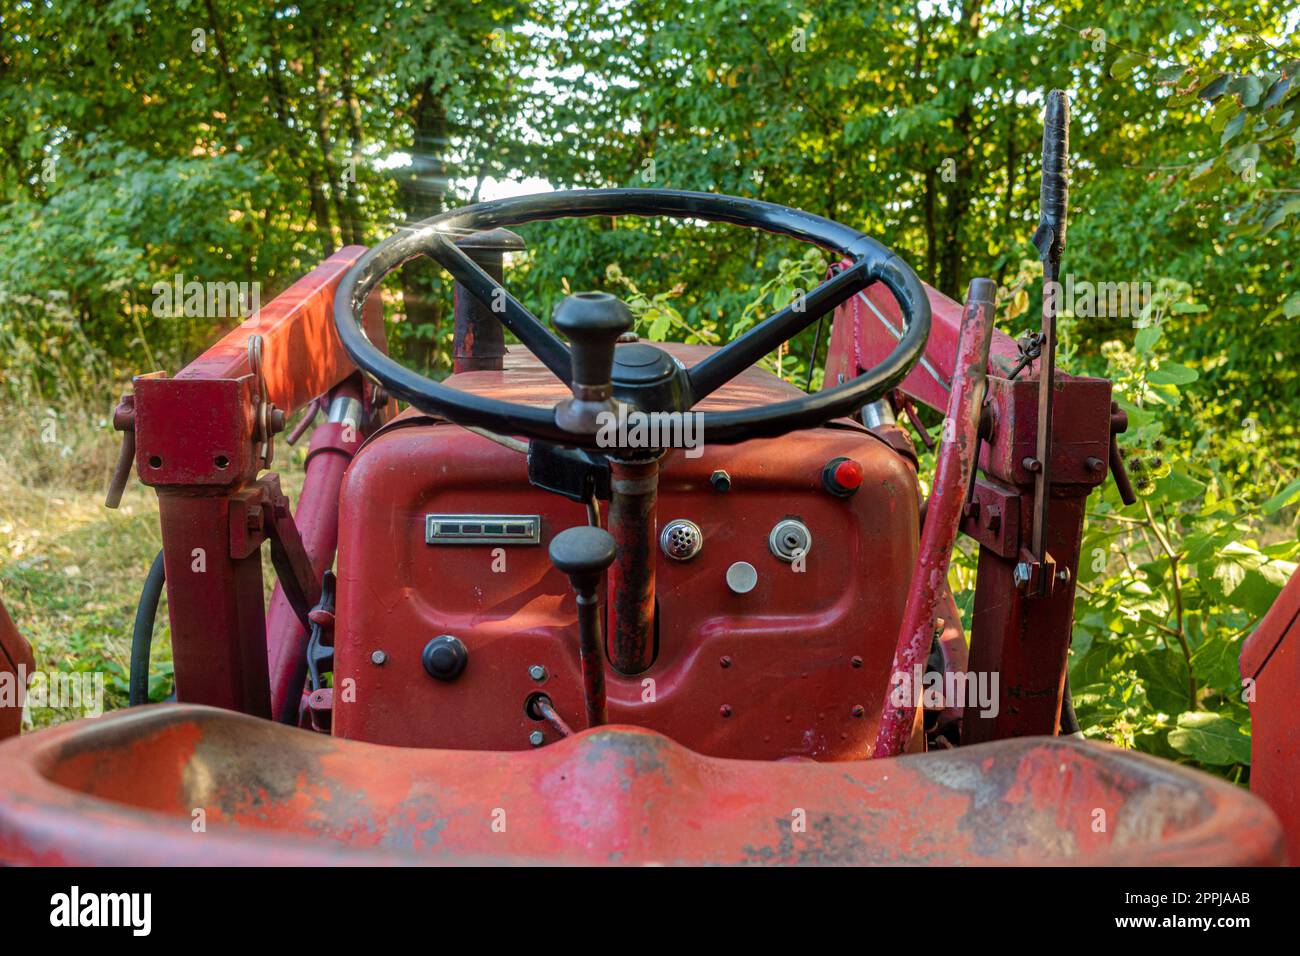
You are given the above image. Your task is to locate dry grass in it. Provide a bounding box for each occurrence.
[0,391,306,729]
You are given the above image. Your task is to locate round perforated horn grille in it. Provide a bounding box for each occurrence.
[660,519,704,561]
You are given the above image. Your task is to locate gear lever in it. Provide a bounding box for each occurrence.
[549,525,617,727]
[553,292,632,433]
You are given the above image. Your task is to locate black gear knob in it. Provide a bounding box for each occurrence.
[549,525,617,594]
[553,292,632,433]
[549,524,615,728]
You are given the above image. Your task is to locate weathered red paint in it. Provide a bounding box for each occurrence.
[171,247,380,418]
[0,705,1282,865]
[960,375,1110,742]
[0,598,33,741]
[266,378,366,723]
[875,280,996,757]
[332,344,919,759]
[828,279,1112,740]
[128,252,388,717]
[824,279,1023,415]
[1242,566,1300,864]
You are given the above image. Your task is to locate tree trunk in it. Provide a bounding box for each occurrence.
[396,80,451,372]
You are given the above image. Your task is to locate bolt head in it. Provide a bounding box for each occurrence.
[370,650,387,666]
[529,664,547,682]
[719,704,733,718]
[851,704,865,718]
[719,655,732,668]
[710,469,732,492]
[528,730,545,747]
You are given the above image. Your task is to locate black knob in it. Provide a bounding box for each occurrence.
[548,525,615,728]
[553,293,632,433]
[549,525,617,594]
[422,635,468,681]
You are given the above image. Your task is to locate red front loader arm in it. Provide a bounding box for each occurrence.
[826,279,1114,742]
[109,247,390,724]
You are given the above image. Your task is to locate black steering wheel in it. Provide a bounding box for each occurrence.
[333,189,931,448]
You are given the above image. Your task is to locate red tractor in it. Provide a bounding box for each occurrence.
[0,97,1295,866]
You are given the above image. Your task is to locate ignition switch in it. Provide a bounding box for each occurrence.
[768,519,812,562]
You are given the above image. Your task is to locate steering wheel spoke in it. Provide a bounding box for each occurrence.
[686,257,875,401]
[428,232,572,383]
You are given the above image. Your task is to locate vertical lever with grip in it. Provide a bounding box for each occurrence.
[549,525,617,728]
[552,292,632,434]
[1024,89,1070,597]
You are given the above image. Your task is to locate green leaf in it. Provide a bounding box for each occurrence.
[1110,53,1143,80]
[1148,362,1198,385]
[1261,477,1300,515]
[1190,629,1243,694]
[1135,325,1162,353]
[1220,110,1246,145]
[1197,74,1231,100]
[1153,468,1206,503]
[1135,647,1192,715]
[1168,712,1251,766]
[1229,74,1265,109]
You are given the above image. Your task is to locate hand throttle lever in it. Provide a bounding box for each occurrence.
[549,525,617,727]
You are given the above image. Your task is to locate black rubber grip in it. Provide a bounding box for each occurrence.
[1038,90,1070,260]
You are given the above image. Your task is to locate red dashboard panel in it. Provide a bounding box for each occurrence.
[332,350,919,760]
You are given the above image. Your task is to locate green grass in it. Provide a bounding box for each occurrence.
[0,402,306,729]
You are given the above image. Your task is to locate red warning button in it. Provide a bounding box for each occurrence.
[822,457,863,497]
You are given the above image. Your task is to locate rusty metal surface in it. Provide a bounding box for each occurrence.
[607,457,659,675]
[1242,566,1300,864]
[0,598,34,741]
[0,705,1282,866]
[333,350,918,758]
[126,254,390,719]
[875,280,996,757]
[266,381,366,723]
[824,280,1022,415]
[172,247,383,416]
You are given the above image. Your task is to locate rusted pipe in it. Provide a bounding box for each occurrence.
[266,377,365,724]
[874,278,997,758]
[607,456,659,674]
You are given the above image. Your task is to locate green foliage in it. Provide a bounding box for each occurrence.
[1066,306,1298,782]
[0,0,1297,779]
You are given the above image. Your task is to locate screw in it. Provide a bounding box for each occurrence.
[985,505,1002,532]
[710,469,732,492]
[850,655,863,668]
[529,664,547,682]
[719,655,732,669]
[528,731,545,747]
[370,650,387,666]
[851,704,865,718]
[719,704,733,718]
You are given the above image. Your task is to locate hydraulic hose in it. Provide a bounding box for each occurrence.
[128,549,166,706]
